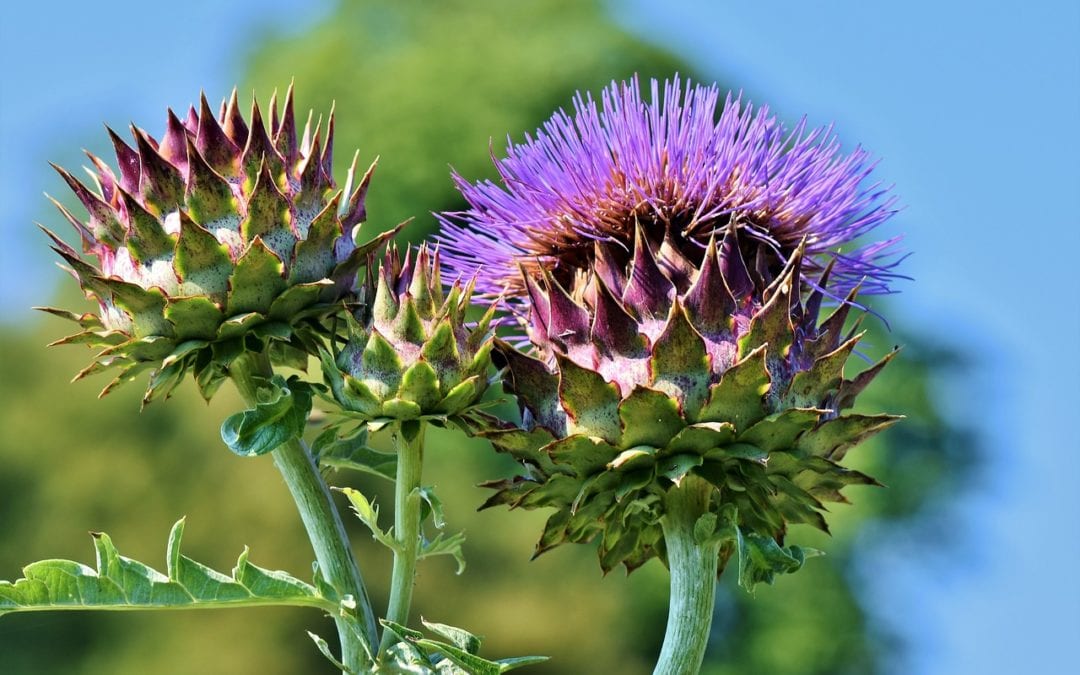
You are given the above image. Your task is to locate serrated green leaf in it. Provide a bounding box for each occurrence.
[382,640,433,674]
[316,426,397,481]
[420,618,483,655]
[308,631,355,674]
[415,639,502,675]
[419,530,467,575]
[379,619,547,674]
[381,619,427,641]
[495,656,551,672]
[220,375,313,457]
[335,487,398,551]
[0,519,332,615]
[418,487,447,530]
[737,530,816,592]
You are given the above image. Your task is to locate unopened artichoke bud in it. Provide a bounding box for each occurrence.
[39,85,398,403]
[473,227,901,575]
[321,244,497,423]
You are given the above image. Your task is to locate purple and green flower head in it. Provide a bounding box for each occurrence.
[442,76,906,584]
[39,85,397,403]
[437,75,904,306]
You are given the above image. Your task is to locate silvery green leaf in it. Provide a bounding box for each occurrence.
[0,519,333,615]
[334,487,398,552]
[308,631,355,674]
[220,375,313,457]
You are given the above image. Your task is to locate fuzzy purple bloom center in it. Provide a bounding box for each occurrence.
[437,76,904,303]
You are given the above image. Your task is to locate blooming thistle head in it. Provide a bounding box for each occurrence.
[444,77,905,581]
[39,85,398,404]
[437,76,903,309]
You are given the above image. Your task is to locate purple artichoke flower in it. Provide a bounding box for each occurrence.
[437,76,903,306]
[439,75,908,675]
[440,76,905,582]
[39,86,396,403]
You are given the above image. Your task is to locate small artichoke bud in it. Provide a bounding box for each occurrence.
[474,228,900,575]
[39,85,397,403]
[321,244,497,423]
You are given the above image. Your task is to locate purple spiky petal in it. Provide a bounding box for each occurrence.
[437,75,905,306]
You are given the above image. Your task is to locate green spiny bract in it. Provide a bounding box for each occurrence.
[39,85,397,404]
[473,225,901,575]
[321,245,497,423]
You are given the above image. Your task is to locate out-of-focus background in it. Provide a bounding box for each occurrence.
[0,1,1075,673]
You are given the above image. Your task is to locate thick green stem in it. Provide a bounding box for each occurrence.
[229,352,378,673]
[379,420,426,654]
[654,475,720,675]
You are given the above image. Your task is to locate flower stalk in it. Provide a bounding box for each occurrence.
[229,351,378,673]
[380,420,427,655]
[654,475,719,675]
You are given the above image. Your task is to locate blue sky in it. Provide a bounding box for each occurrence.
[2,1,1077,672]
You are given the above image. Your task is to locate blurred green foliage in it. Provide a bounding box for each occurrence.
[0,1,976,673]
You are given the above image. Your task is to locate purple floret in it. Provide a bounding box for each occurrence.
[436,76,904,302]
